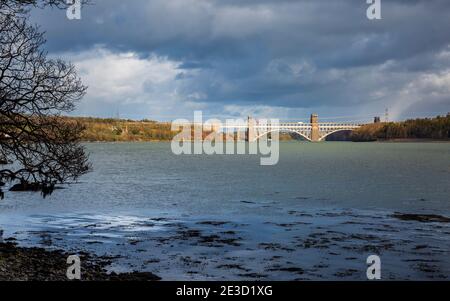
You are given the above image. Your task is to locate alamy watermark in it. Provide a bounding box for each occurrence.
[171,111,280,166]
[367,0,382,20]
[367,255,381,280]
[66,0,82,20]
[67,255,81,280]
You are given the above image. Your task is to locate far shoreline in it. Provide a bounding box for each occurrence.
[79,138,450,144]
[356,138,450,143]
[64,115,450,144]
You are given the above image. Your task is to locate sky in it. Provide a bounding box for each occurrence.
[30,0,450,122]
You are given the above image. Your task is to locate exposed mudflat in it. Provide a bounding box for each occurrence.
[1,206,450,280]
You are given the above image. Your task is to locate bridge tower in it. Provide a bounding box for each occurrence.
[310,114,320,142]
[246,116,256,142]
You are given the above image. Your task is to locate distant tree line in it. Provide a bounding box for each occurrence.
[351,115,450,142]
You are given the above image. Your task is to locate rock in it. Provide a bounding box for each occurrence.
[392,213,450,223]
[9,182,56,198]
[108,272,161,281]
[196,221,229,226]
[9,182,42,192]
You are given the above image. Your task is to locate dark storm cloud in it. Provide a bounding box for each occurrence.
[30,0,450,120]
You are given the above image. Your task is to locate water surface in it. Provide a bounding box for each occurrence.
[1,142,449,280]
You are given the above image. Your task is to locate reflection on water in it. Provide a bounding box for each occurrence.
[1,142,450,280]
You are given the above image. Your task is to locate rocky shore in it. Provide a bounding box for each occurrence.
[0,241,160,281]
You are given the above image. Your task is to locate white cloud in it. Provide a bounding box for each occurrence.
[61,47,213,119]
[72,47,181,102]
[390,70,450,119]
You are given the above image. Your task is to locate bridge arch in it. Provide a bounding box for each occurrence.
[318,129,356,141]
[253,129,312,142]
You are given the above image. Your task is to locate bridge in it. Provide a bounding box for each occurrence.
[221,114,367,142]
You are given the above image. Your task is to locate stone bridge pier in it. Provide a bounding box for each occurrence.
[310,114,320,142]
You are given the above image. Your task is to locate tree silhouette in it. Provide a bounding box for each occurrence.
[0,0,90,199]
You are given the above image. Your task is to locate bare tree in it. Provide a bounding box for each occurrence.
[1,0,90,199]
[0,0,75,14]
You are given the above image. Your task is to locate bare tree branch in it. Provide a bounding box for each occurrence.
[1,0,91,198]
